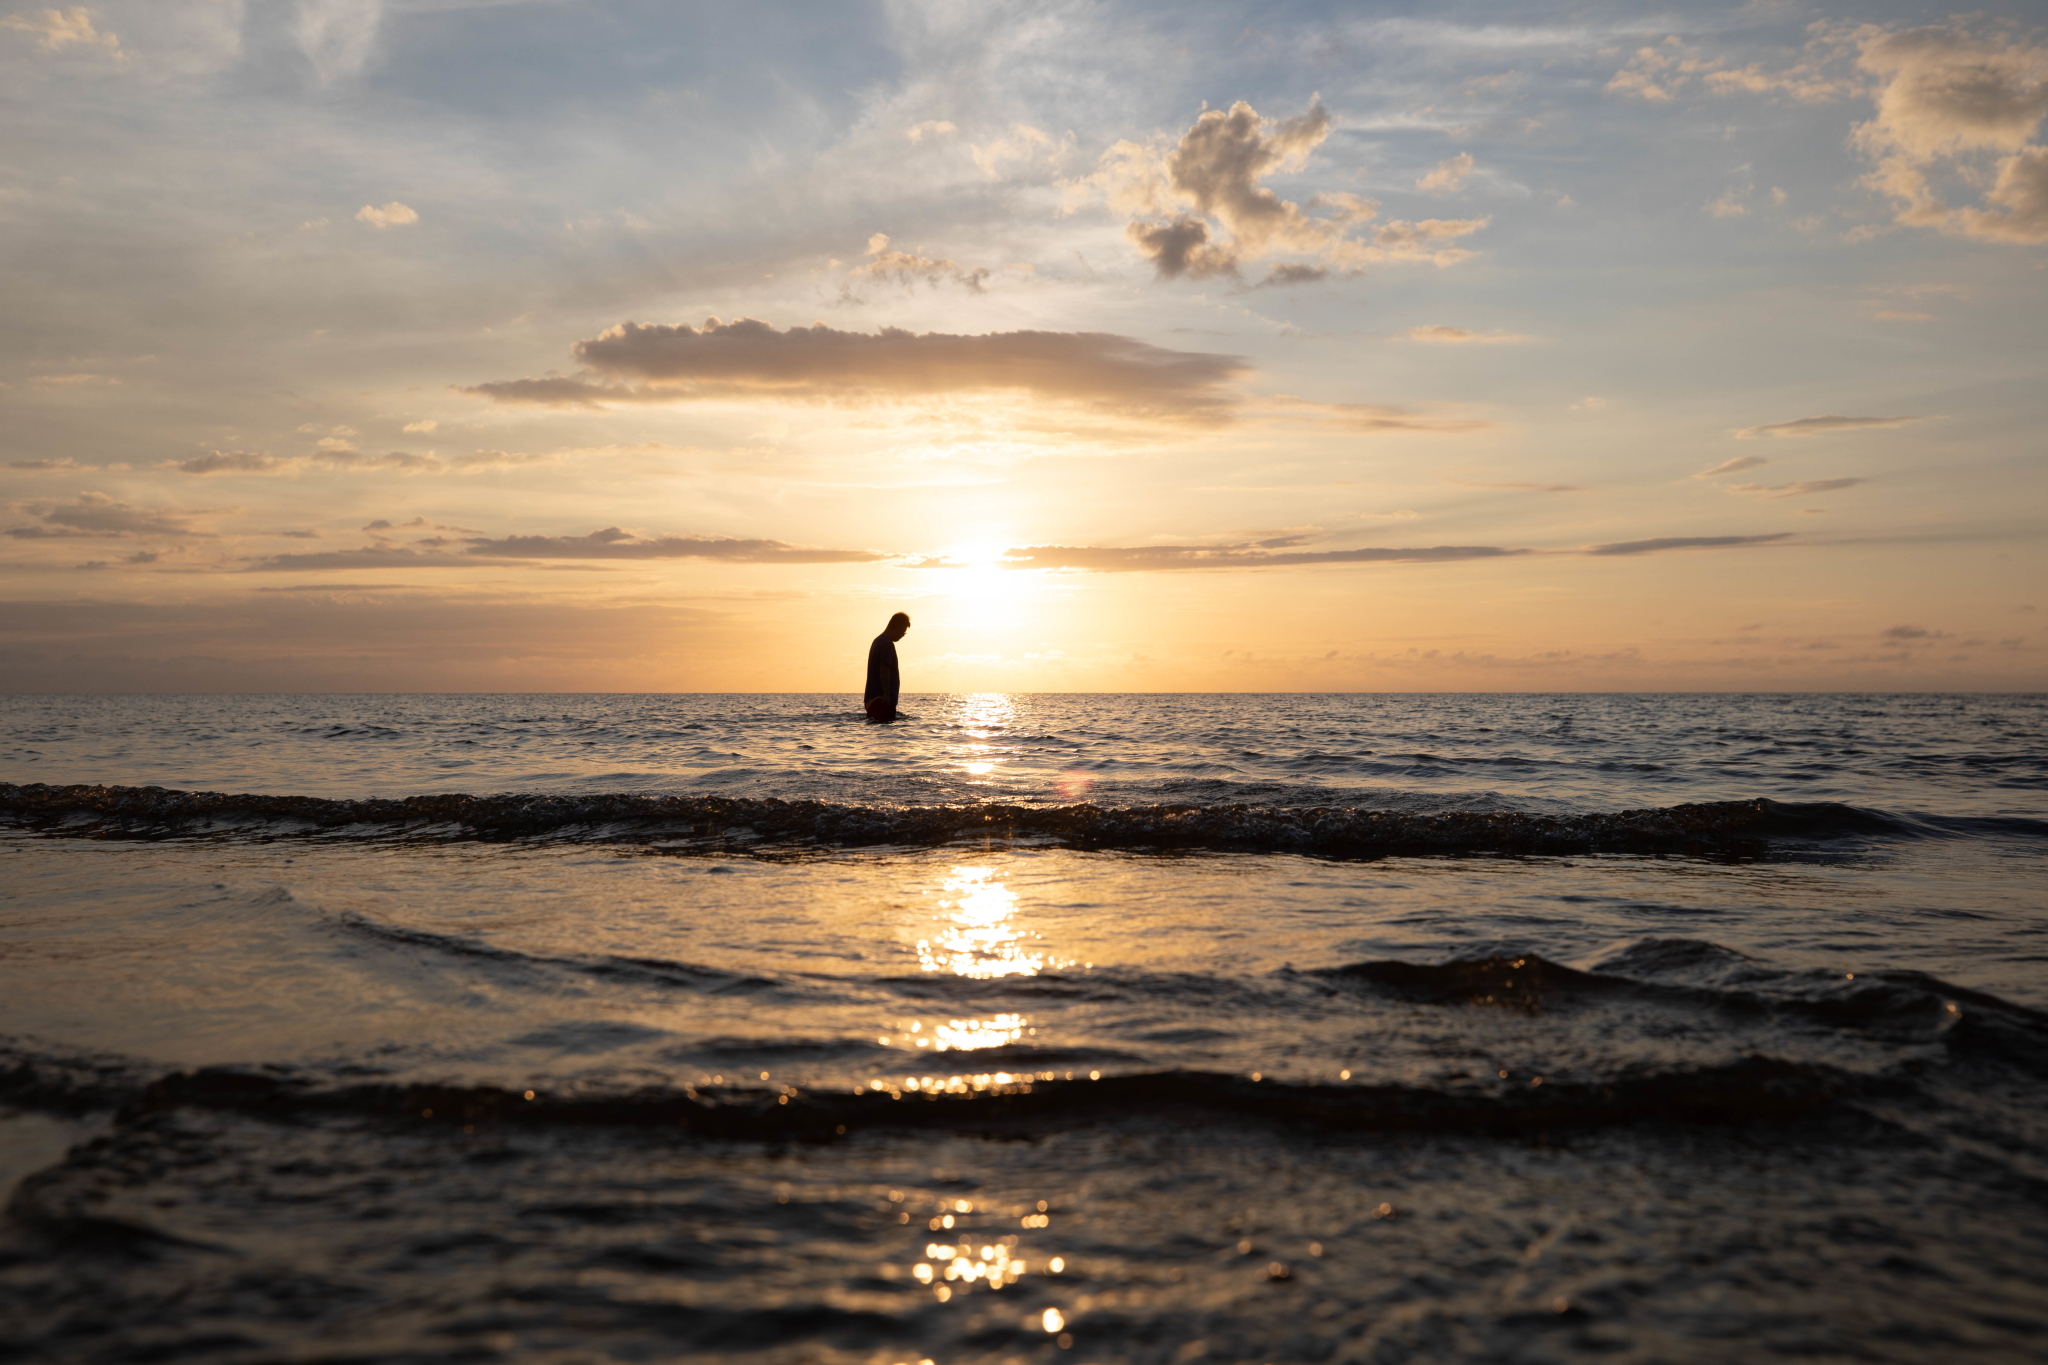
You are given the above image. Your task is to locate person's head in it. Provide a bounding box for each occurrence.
[885,611,911,641]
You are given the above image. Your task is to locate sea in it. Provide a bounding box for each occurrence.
[0,692,2043,1364]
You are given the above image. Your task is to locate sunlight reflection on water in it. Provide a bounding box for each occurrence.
[916,864,1052,979]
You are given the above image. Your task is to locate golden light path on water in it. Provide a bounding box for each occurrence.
[948,692,1016,779]
[877,853,1080,1332]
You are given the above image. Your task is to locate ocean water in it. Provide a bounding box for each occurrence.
[1,692,2044,1363]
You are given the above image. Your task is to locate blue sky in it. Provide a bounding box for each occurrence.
[1,0,2042,691]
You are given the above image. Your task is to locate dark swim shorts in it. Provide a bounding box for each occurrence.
[863,697,896,722]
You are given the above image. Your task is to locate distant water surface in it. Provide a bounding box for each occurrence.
[1,693,2043,1363]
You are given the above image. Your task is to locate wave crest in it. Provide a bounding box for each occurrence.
[0,783,1916,857]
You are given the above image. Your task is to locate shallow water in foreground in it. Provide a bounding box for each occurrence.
[1,693,2044,1362]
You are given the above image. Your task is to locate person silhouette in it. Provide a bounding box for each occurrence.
[864,612,910,721]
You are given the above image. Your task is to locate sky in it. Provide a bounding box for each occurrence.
[1,0,2043,693]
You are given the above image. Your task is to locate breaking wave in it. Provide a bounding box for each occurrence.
[0,782,1948,857]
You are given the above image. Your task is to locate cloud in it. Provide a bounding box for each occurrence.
[298,0,383,84]
[1251,263,1328,289]
[402,419,438,434]
[1266,396,1492,435]
[8,492,201,539]
[1,6,119,55]
[907,120,956,143]
[1696,455,1769,477]
[365,517,480,535]
[464,527,885,564]
[997,542,1527,572]
[317,448,439,471]
[1587,533,1793,556]
[462,318,1248,424]
[1734,414,1921,439]
[447,448,554,469]
[1882,623,1942,639]
[174,450,283,474]
[970,124,1056,177]
[6,457,92,472]
[1445,480,1584,493]
[1416,153,1474,192]
[1095,99,1489,280]
[241,547,483,572]
[356,201,419,229]
[31,372,118,388]
[1401,325,1530,345]
[1851,26,2048,244]
[1705,188,1748,217]
[850,234,989,293]
[171,447,476,476]
[1728,477,1868,498]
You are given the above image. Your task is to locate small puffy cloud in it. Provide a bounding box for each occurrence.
[1362,217,1490,266]
[402,419,438,434]
[1696,455,1769,477]
[462,317,1248,424]
[970,124,1055,177]
[466,527,886,564]
[8,491,200,538]
[1088,98,1489,281]
[1705,188,1749,217]
[1402,325,1530,345]
[315,436,357,452]
[1729,477,1868,498]
[907,120,956,143]
[850,233,989,293]
[1735,414,1921,439]
[1882,623,1942,639]
[1416,153,1474,192]
[1588,533,1793,556]
[1852,26,2048,243]
[1,7,119,54]
[998,542,1527,572]
[1606,44,1690,101]
[356,201,420,229]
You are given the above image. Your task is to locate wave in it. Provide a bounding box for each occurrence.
[0,782,1940,857]
[0,1051,1884,1140]
[1306,947,2048,1069]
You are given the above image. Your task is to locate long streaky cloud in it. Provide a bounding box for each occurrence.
[1445,479,1584,492]
[462,319,1248,423]
[1588,533,1794,556]
[1729,478,1868,498]
[1696,455,1768,477]
[1734,415,1922,439]
[467,528,885,564]
[999,543,1527,572]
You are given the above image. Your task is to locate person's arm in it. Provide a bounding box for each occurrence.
[865,636,886,701]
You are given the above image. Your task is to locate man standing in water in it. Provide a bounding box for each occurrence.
[864,612,910,721]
